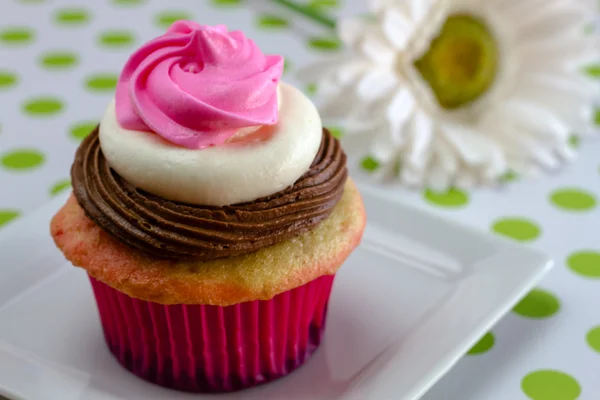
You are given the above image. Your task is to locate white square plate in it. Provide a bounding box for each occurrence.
[0,188,551,400]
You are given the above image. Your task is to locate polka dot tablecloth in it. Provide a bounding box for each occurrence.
[0,1,599,399]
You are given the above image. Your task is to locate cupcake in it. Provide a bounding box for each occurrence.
[51,21,365,393]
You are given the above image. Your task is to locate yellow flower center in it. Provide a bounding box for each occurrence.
[414,14,498,110]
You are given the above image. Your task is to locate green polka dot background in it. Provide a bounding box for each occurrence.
[1,149,45,170]
[567,250,600,278]
[521,370,581,400]
[40,52,79,69]
[424,188,469,208]
[70,121,97,141]
[54,8,91,25]
[0,1,598,398]
[50,179,71,196]
[513,289,560,319]
[550,188,597,211]
[22,97,64,116]
[492,217,541,242]
[0,210,20,227]
[85,74,118,92]
[0,71,18,89]
[257,15,290,29]
[211,0,242,6]
[308,36,341,51]
[467,332,495,355]
[99,31,135,48]
[155,11,193,28]
[586,326,600,354]
[0,27,35,45]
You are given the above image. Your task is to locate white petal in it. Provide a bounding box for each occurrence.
[296,56,358,83]
[441,125,500,166]
[360,32,396,65]
[338,17,370,47]
[512,78,597,132]
[454,169,477,189]
[483,147,508,179]
[557,143,577,161]
[524,165,542,178]
[382,9,412,50]
[408,0,431,22]
[433,138,459,176]
[496,0,549,22]
[357,70,398,101]
[515,7,588,41]
[518,36,599,65]
[527,73,599,99]
[386,88,416,126]
[426,159,452,191]
[400,167,424,187]
[371,132,398,162]
[369,0,395,13]
[531,146,561,169]
[337,60,372,85]
[505,100,570,142]
[405,112,434,168]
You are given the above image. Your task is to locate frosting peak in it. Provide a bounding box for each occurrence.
[115,20,284,149]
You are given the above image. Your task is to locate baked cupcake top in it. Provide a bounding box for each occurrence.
[71,20,348,261]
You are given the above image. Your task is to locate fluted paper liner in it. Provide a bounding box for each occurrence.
[89,275,335,392]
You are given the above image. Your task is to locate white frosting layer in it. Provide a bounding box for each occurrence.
[99,82,323,206]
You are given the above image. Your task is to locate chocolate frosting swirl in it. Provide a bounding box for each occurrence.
[71,126,348,260]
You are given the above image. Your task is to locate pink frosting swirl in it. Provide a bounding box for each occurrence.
[115,20,284,149]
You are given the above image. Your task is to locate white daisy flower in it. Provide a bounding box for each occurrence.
[298,0,600,189]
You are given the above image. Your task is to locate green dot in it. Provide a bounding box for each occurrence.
[567,251,600,278]
[522,370,581,400]
[39,52,78,69]
[23,97,64,116]
[360,156,380,172]
[568,135,580,149]
[467,332,495,355]
[55,8,90,25]
[50,179,71,196]
[98,31,135,48]
[70,121,97,141]
[308,36,342,51]
[492,218,541,242]
[1,149,45,170]
[85,74,118,92]
[550,188,597,211]
[211,0,241,6]
[329,127,343,139]
[0,210,20,228]
[586,326,600,353]
[257,15,290,29]
[424,188,469,208]
[594,108,600,126]
[306,83,318,96]
[309,0,339,7]
[513,289,560,319]
[113,0,145,5]
[499,170,518,183]
[283,58,292,74]
[155,11,193,28]
[0,27,35,45]
[584,64,600,79]
[0,71,18,89]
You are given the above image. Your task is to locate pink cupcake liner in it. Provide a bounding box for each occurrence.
[89,274,335,393]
